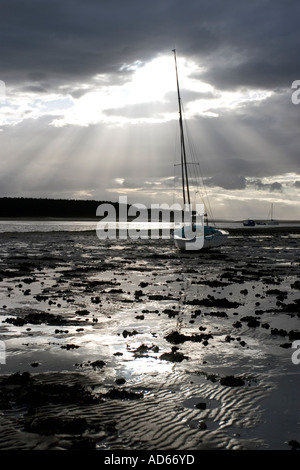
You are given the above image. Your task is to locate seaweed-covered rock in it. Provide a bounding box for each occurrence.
[288,439,300,450]
[220,375,245,387]
[3,311,67,326]
[160,350,189,363]
[102,388,143,400]
[165,330,213,345]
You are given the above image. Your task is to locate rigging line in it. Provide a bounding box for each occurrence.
[181,103,217,225]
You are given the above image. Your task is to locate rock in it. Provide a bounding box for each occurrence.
[90,360,105,368]
[102,388,143,400]
[61,344,79,350]
[160,351,189,362]
[139,282,149,288]
[247,318,260,328]
[122,329,139,338]
[165,330,213,345]
[220,375,245,387]
[271,328,287,337]
[289,330,300,341]
[195,402,206,410]
[115,378,126,385]
[75,309,90,315]
[291,281,300,290]
[288,439,300,450]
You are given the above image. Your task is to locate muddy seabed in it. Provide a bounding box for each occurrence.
[0,228,299,451]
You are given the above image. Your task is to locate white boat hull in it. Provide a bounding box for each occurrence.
[173,226,229,251]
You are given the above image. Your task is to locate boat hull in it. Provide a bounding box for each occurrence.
[173,226,229,251]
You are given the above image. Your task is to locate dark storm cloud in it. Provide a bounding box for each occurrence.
[0,0,299,219]
[1,0,299,92]
[205,174,246,190]
[249,179,283,192]
[270,182,283,192]
[0,0,217,86]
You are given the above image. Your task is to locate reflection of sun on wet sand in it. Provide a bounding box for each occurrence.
[0,226,299,450]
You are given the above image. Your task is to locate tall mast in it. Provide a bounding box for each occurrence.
[173,49,191,206]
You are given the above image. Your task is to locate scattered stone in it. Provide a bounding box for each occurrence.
[132,344,159,357]
[90,360,105,368]
[102,388,143,400]
[289,330,300,341]
[139,282,149,288]
[288,439,300,450]
[280,343,292,349]
[199,421,207,430]
[195,402,206,410]
[205,311,228,318]
[163,308,179,318]
[61,344,79,350]
[135,315,144,320]
[122,329,139,338]
[160,349,189,363]
[115,378,126,385]
[220,376,245,387]
[185,298,240,308]
[165,330,213,345]
[271,328,287,337]
[225,335,235,342]
[75,309,90,315]
[3,311,67,326]
[247,318,260,328]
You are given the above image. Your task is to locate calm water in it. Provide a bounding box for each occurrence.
[0,219,300,233]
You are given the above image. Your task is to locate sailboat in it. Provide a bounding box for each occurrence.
[266,203,279,225]
[171,50,229,251]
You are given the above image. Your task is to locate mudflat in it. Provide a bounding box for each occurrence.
[0,227,299,450]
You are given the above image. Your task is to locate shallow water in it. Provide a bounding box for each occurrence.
[0,229,299,450]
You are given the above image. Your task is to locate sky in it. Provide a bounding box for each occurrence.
[0,0,300,220]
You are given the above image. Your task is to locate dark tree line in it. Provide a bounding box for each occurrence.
[0,197,119,218]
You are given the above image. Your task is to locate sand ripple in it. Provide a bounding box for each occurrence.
[0,229,299,450]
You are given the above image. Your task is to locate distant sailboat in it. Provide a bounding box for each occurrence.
[266,203,279,225]
[171,50,229,251]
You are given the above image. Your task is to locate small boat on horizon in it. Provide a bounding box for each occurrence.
[243,219,255,227]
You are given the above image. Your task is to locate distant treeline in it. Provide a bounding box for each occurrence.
[0,197,121,218]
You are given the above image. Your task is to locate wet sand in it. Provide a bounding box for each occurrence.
[0,227,299,450]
